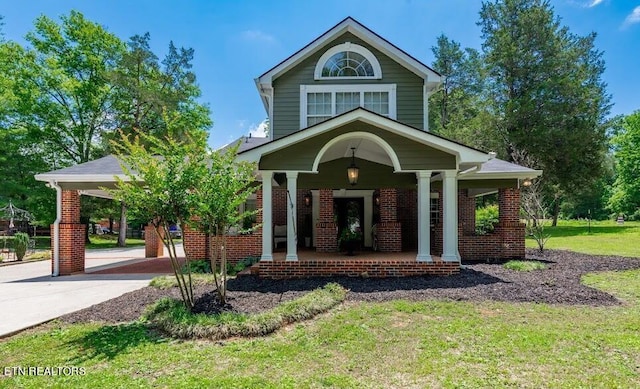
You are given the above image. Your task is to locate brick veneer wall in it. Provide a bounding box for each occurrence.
[316,188,337,252]
[256,258,459,279]
[377,188,402,252]
[52,190,85,275]
[144,224,164,258]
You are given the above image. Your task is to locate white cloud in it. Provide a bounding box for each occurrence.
[622,6,640,28]
[248,120,268,138]
[587,0,604,7]
[241,29,276,44]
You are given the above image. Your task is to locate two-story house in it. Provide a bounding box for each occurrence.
[36,17,541,278]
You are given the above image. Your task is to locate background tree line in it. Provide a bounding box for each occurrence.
[0,11,211,244]
[428,0,638,223]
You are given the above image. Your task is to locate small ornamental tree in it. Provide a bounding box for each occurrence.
[190,143,259,304]
[109,124,207,309]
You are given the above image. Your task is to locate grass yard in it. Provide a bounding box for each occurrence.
[85,235,146,250]
[0,269,639,388]
[526,219,640,257]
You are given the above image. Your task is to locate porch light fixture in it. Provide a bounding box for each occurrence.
[373,192,380,206]
[522,178,533,187]
[304,191,312,207]
[347,147,359,186]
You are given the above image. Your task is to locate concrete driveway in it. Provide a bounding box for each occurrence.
[0,244,183,337]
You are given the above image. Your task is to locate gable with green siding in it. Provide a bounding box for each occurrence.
[259,120,455,171]
[272,32,424,139]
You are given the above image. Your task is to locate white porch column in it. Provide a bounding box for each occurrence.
[416,171,432,262]
[442,170,460,261]
[285,172,298,261]
[260,171,273,261]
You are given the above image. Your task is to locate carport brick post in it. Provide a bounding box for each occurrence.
[144,224,164,258]
[52,190,85,275]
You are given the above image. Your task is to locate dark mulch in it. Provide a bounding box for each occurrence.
[60,249,640,324]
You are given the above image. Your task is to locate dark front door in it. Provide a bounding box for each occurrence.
[334,198,364,247]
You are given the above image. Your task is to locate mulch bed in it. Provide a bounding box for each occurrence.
[60,249,640,324]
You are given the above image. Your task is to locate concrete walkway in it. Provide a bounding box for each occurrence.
[0,244,184,337]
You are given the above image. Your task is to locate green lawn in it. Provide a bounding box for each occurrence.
[0,269,639,387]
[3,235,146,251]
[526,219,640,257]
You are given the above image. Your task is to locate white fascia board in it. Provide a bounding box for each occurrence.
[34,174,135,183]
[257,18,441,85]
[236,109,488,166]
[459,170,543,180]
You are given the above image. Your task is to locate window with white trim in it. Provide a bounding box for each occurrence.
[300,84,396,128]
[314,42,382,80]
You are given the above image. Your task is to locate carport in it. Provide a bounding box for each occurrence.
[35,155,163,276]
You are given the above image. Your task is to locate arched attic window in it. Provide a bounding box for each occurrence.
[314,42,382,80]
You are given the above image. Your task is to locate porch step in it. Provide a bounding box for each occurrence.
[236,263,260,277]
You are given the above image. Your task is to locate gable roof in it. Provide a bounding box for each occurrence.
[256,17,443,87]
[237,107,488,170]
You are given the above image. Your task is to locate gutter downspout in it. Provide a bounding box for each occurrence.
[51,180,62,277]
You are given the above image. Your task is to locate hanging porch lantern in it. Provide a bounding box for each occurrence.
[347,147,359,186]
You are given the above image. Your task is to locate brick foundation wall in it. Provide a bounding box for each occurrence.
[209,234,261,263]
[256,258,459,279]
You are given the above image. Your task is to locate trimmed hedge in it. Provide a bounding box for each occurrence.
[143,283,347,339]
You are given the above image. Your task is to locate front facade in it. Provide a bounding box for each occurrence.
[182,17,541,278]
[36,17,540,278]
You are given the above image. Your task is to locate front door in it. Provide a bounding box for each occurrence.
[334,198,364,247]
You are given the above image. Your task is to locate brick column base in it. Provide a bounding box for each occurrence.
[497,222,525,259]
[316,222,337,252]
[376,222,402,252]
[53,223,85,275]
[144,225,164,258]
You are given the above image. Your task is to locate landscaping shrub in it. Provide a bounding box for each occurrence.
[476,204,499,235]
[13,233,30,261]
[503,260,547,271]
[229,256,259,275]
[143,283,347,339]
[181,259,212,274]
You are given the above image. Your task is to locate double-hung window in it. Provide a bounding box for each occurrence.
[300,84,396,128]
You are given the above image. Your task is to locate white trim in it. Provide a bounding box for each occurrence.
[312,131,402,172]
[51,181,62,277]
[285,172,299,261]
[260,171,273,261]
[314,42,382,80]
[441,170,460,262]
[416,171,432,262]
[333,189,374,248]
[34,174,133,183]
[300,84,396,129]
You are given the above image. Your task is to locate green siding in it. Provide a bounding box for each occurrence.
[296,158,417,189]
[272,32,424,139]
[259,121,455,171]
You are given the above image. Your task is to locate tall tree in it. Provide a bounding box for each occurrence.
[428,35,501,153]
[108,33,211,246]
[12,11,125,166]
[608,111,640,218]
[479,0,610,224]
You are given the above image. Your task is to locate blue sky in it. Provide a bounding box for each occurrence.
[1,0,639,148]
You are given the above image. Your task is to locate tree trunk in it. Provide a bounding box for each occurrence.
[117,202,127,247]
[108,217,114,234]
[81,216,91,244]
[552,196,561,227]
